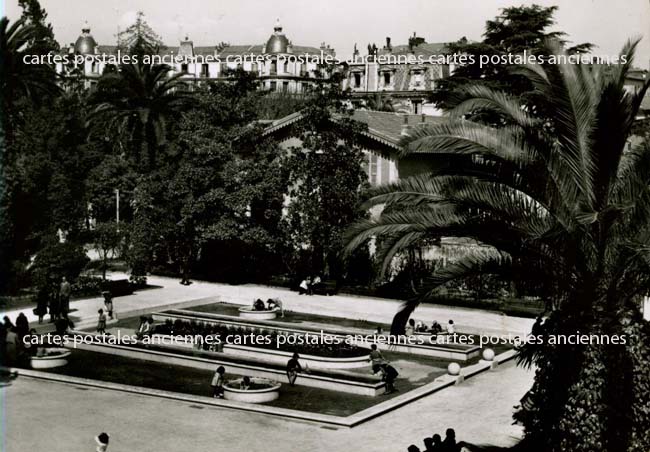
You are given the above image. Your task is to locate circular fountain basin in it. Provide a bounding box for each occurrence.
[223,377,281,403]
[31,348,71,369]
[238,307,278,320]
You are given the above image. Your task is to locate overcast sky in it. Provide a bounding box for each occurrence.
[3,0,650,68]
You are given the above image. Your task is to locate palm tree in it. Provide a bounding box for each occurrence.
[89,63,192,168]
[0,16,59,143]
[345,41,650,451]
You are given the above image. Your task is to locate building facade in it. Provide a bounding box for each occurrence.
[58,20,335,93]
[341,35,451,115]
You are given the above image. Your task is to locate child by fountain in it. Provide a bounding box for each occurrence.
[373,362,399,395]
[211,366,226,398]
[286,353,303,386]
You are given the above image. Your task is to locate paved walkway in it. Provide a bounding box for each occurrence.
[3,359,532,452]
[2,274,534,336]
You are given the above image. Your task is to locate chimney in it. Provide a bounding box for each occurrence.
[401,115,410,136]
[385,37,392,51]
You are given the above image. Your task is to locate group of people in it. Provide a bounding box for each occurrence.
[34,276,72,324]
[405,318,455,336]
[251,298,284,316]
[209,352,304,397]
[297,276,321,295]
[1,313,31,365]
[408,428,465,452]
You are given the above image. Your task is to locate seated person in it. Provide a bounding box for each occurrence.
[414,320,426,332]
[241,376,251,390]
[298,278,310,295]
[253,299,266,311]
[266,298,284,317]
[405,318,416,336]
[137,317,153,339]
[446,320,455,334]
[430,321,443,334]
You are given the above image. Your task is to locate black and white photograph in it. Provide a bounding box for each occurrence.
[1,1,649,451]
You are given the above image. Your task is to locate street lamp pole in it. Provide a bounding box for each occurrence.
[115,188,120,224]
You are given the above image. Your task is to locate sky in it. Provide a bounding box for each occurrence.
[3,0,650,68]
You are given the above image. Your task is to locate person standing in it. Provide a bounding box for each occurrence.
[102,291,114,320]
[59,277,72,318]
[369,344,386,367]
[48,287,60,323]
[210,366,226,398]
[97,309,107,334]
[286,353,303,386]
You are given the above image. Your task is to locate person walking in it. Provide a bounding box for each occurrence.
[59,277,71,318]
[286,353,303,386]
[95,433,109,452]
[97,309,107,334]
[210,366,226,398]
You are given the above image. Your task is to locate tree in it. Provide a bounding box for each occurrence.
[117,11,163,58]
[18,0,59,55]
[89,63,192,169]
[91,222,123,280]
[284,80,368,279]
[0,17,59,143]
[431,5,591,122]
[345,41,650,451]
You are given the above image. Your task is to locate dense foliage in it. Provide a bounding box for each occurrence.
[345,40,650,451]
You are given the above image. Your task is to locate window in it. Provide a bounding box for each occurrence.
[270,81,277,91]
[383,72,391,86]
[369,154,378,185]
[413,100,422,114]
[412,70,422,87]
[270,61,277,74]
[201,64,209,77]
[301,82,308,93]
[181,63,188,73]
[278,60,285,74]
[353,72,361,88]
[282,81,289,92]
[251,63,258,74]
